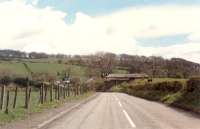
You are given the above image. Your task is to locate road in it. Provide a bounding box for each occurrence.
[44,93,200,129]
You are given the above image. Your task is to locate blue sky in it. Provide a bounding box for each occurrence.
[31,0,200,22]
[32,0,200,16]
[137,34,190,47]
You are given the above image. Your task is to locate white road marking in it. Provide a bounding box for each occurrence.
[123,110,136,128]
[118,101,122,107]
[114,96,119,102]
[114,95,136,128]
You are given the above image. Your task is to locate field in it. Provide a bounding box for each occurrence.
[0,59,128,79]
[0,60,89,78]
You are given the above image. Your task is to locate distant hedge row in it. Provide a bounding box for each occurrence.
[0,76,42,87]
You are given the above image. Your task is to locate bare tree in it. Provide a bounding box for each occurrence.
[89,52,117,77]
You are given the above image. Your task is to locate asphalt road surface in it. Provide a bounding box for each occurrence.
[45,93,200,129]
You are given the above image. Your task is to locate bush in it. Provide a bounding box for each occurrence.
[186,78,200,92]
[13,77,29,87]
[95,79,105,91]
[152,81,183,92]
[0,76,11,85]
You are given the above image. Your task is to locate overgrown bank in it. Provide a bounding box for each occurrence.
[111,78,200,114]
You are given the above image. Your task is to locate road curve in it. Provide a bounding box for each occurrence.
[44,93,200,129]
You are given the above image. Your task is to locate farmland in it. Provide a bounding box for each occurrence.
[0,59,89,78]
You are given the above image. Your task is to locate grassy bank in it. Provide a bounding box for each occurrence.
[111,78,200,114]
[0,91,94,125]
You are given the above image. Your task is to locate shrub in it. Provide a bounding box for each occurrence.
[13,77,29,87]
[152,81,183,92]
[0,76,11,85]
[186,78,200,92]
[93,78,105,91]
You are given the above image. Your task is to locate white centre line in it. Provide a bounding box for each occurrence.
[114,95,136,128]
[114,96,119,102]
[123,109,136,128]
[118,101,122,107]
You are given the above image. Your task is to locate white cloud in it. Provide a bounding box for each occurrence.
[0,0,200,63]
[31,0,39,5]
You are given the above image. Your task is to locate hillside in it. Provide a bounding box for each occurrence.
[0,50,200,78]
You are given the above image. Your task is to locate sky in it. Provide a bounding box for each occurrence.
[0,0,200,63]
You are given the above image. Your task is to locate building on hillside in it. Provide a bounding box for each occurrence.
[105,73,149,84]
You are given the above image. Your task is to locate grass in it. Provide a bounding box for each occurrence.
[112,68,129,74]
[0,60,89,78]
[0,90,94,125]
[0,61,28,76]
[152,78,187,84]
[26,62,66,74]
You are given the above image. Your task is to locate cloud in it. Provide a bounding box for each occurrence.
[31,0,39,5]
[0,0,200,63]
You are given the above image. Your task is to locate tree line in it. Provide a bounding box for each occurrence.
[1,50,200,78]
[69,53,200,78]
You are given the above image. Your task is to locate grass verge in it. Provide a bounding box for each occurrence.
[0,91,94,126]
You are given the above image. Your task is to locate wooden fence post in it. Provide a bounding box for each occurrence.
[5,90,9,114]
[73,87,75,96]
[67,84,70,97]
[13,86,18,108]
[63,86,66,99]
[60,87,62,99]
[39,86,42,104]
[28,88,31,104]
[55,85,57,100]
[44,86,47,102]
[76,86,78,96]
[25,85,29,109]
[58,85,60,100]
[50,85,53,102]
[78,86,80,95]
[74,86,76,96]
[80,85,82,95]
[41,83,44,104]
[0,85,5,110]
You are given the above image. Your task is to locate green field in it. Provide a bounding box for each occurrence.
[0,60,89,78]
[0,59,129,79]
